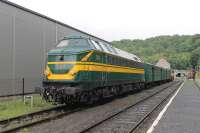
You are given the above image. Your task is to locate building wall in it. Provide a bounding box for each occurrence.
[0,1,107,96]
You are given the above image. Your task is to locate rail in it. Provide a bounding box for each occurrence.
[79,81,182,133]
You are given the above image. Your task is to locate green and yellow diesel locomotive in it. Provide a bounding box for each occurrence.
[42,36,172,104]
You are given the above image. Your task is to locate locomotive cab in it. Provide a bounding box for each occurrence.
[55,36,93,52]
[44,36,94,82]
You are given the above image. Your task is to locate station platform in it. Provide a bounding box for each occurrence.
[196,79,200,86]
[152,80,200,133]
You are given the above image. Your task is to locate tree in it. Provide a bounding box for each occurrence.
[112,35,200,69]
[190,48,200,69]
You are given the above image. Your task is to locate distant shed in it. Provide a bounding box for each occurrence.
[156,58,171,69]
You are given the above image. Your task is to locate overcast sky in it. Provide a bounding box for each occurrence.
[9,0,200,41]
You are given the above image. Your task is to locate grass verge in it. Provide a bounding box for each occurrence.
[0,94,53,121]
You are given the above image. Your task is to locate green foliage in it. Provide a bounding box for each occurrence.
[112,34,200,69]
[190,47,200,68]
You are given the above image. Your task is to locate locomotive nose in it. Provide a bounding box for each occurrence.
[45,63,76,80]
[47,54,76,74]
[45,54,78,80]
[48,64,74,74]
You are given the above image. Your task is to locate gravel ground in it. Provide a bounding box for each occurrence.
[83,81,180,133]
[132,86,176,133]
[20,81,178,133]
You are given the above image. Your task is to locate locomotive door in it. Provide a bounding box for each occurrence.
[152,67,155,82]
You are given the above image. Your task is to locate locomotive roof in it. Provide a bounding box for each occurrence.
[62,36,142,62]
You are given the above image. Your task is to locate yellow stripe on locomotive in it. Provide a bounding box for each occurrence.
[45,50,145,82]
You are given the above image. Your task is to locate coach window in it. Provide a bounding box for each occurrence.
[90,42,97,50]
[99,42,110,53]
[96,41,105,51]
[112,47,118,54]
[133,57,138,61]
[108,45,117,54]
[104,43,113,53]
[90,40,102,51]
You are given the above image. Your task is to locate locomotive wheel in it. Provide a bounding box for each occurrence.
[112,86,118,96]
[80,92,90,104]
[64,95,75,105]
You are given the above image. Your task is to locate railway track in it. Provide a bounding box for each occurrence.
[0,105,82,133]
[79,81,183,133]
[0,81,181,133]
